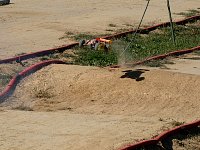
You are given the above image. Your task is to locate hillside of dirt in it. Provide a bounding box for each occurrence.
[1,64,199,149]
[1,0,200,149]
[3,64,200,119]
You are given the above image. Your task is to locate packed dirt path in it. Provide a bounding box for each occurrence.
[0,110,170,150]
[1,64,200,150]
[0,0,200,59]
[1,1,200,149]
[3,65,200,118]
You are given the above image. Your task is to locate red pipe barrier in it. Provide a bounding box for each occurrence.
[0,15,200,150]
[155,120,200,141]
[121,140,157,150]
[0,76,19,100]
[0,60,199,150]
[120,120,200,150]
[131,45,200,66]
[0,60,65,102]
[102,15,200,39]
[0,43,78,64]
[0,15,199,64]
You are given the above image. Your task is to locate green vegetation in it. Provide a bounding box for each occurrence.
[119,24,200,63]
[0,64,24,91]
[68,22,200,67]
[108,23,117,27]
[0,73,12,86]
[176,9,200,17]
[15,52,27,56]
[194,50,200,56]
[170,120,185,127]
[74,47,117,67]
[40,56,51,61]
[73,33,96,41]
[13,104,33,111]
[123,23,133,27]
[60,31,111,41]
[39,53,59,61]
[59,32,97,41]
[144,59,174,67]
[141,127,200,150]
[33,87,53,99]
[59,31,75,40]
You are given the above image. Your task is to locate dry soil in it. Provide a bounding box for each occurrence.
[1,1,200,150]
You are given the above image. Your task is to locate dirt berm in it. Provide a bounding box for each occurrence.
[5,64,199,117]
[1,64,200,150]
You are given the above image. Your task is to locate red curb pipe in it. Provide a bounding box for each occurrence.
[120,120,200,150]
[0,57,199,150]
[154,120,200,141]
[0,43,78,64]
[0,60,65,102]
[0,15,199,150]
[131,45,200,66]
[0,76,19,100]
[121,139,157,150]
[0,15,199,64]
[102,15,200,39]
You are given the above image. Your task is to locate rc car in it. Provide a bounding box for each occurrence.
[79,38,112,52]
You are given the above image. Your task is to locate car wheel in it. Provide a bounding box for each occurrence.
[79,40,85,47]
[94,43,100,51]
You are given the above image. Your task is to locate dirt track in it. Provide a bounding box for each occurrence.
[4,65,200,119]
[0,0,200,59]
[1,64,200,150]
[1,0,200,150]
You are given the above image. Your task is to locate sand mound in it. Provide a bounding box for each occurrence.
[1,64,200,150]
[5,64,200,121]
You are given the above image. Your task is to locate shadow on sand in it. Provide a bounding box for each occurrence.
[120,69,149,81]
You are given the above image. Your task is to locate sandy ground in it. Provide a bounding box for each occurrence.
[1,1,200,150]
[164,54,200,75]
[1,0,200,59]
[0,110,172,150]
[173,135,200,150]
[1,64,200,150]
[3,65,200,118]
